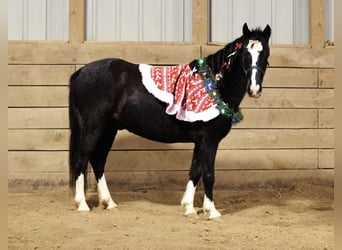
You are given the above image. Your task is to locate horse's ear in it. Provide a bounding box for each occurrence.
[263,24,271,40]
[242,23,251,36]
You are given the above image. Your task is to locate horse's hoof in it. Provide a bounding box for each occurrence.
[184,211,198,219]
[208,210,222,220]
[77,203,90,212]
[100,199,118,210]
[105,202,118,210]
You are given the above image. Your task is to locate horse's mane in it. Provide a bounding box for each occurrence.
[205,37,243,74]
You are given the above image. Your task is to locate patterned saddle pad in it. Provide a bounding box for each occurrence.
[139,63,219,122]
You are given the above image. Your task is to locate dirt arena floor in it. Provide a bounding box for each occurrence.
[8,182,334,249]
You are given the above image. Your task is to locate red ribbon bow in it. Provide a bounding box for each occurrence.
[235,42,243,50]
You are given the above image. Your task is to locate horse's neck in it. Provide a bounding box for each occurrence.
[220,66,247,110]
[206,43,247,110]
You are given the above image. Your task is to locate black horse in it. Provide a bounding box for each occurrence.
[69,23,271,219]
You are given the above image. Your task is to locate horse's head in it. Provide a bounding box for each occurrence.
[238,23,271,98]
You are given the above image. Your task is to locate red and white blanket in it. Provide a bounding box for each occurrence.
[139,64,220,122]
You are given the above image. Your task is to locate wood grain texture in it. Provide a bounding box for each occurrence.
[69,0,85,43]
[8,108,319,129]
[310,0,325,48]
[8,149,318,173]
[8,65,320,88]
[319,109,334,128]
[8,42,334,67]
[202,46,334,68]
[8,129,334,151]
[7,2,335,190]
[318,149,334,169]
[8,169,334,191]
[8,65,75,85]
[8,42,201,65]
[319,69,335,88]
[8,87,334,109]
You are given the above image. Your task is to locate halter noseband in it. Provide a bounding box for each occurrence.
[243,65,265,75]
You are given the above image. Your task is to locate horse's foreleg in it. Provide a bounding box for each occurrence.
[201,143,221,220]
[181,180,197,216]
[203,188,221,220]
[181,145,201,216]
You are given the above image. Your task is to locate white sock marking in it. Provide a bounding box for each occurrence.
[181,181,197,216]
[97,175,117,210]
[247,40,263,96]
[75,173,90,211]
[203,194,221,220]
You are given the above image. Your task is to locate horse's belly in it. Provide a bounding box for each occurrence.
[117,102,199,144]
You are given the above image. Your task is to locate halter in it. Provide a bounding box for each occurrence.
[223,42,265,76]
[241,46,265,76]
[243,65,265,75]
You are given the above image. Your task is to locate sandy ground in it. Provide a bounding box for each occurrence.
[8,182,333,250]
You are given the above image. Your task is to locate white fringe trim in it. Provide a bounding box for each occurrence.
[139,64,174,104]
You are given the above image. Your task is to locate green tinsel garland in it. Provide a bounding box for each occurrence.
[196,58,243,124]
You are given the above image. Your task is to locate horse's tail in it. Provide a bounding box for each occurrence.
[69,70,84,189]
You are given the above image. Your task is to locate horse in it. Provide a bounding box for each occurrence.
[69,23,271,219]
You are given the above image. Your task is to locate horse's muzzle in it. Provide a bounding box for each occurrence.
[248,90,262,98]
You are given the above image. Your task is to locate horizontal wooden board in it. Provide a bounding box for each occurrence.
[263,68,317,88]
[8,129,334,150]
[8,169,334,192]
[319,149,334,169]
[8,42,201,65]
[241,88,334,109]
[8,108,68,129]
[8,149,318,173]
[8,108,319,129]
[8,87,334,109]
[319,69,335,88]
[319,109,334,128]
[8,86,67,107]
[203,46,335,68]
[9,42,334,68]
[7,65,318,88]
[8,65,75,85]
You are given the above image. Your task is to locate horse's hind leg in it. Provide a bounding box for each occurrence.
[90,127,117,210]
[74,132,102,211]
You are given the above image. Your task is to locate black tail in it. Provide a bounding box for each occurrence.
[69,70,85,189]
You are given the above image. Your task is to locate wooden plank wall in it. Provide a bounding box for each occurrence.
[8,0,334,191]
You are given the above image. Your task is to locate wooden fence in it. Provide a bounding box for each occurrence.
[8,0,334,191]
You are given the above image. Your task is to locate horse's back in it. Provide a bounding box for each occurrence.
[70,58,138,88]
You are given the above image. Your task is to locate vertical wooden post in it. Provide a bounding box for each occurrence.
[69,0,85,43]
[310,0,325,48]
[192,0,209,45]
